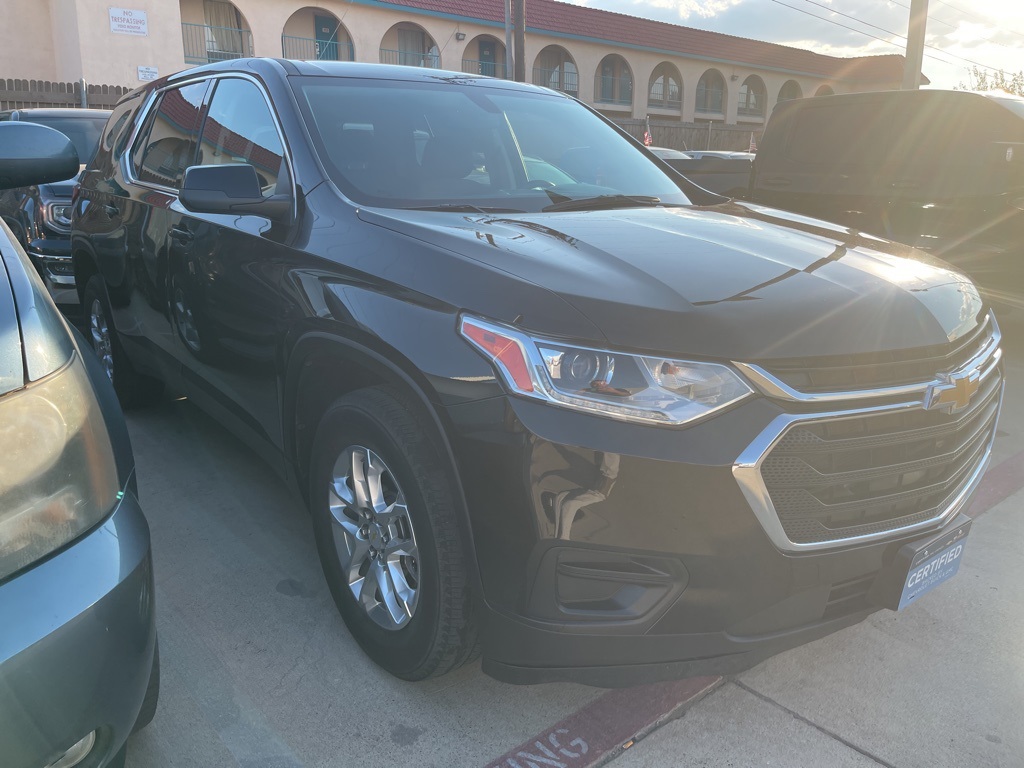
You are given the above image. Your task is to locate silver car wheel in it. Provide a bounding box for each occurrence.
[329,445,420,630]
[89,298,115,383]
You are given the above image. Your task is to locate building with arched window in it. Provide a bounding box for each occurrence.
[2,0,923,129]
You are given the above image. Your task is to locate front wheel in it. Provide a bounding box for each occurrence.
[309,387,477,680]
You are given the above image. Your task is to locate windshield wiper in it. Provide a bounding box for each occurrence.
[409,204,526,214]
[541,194,671,213]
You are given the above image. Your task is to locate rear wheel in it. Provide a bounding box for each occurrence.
[309,387,477,680]
[82,275,162,408]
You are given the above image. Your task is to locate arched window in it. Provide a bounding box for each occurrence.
[533,46,578,97]
[380,22,439,68]
[462,35,506,78]
[696,70,726,115]
[815,84,835,97]
[281,8,354,61]
[594,54,633,107]
[777,80,803,104]
[648,63,682,110]
[738,76,766,118]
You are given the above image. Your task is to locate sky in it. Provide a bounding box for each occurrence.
[560,0,1024,89]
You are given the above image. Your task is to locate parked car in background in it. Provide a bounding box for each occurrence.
[652,147,754,198]
[0,108,111,317]
[749,90,1024,287]
[75,59,998,687]
[0,121,157,768]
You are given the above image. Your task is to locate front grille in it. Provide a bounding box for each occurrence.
[760,371,1001,545]
[756,316,993,393]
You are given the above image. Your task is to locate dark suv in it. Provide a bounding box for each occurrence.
[0,108,111,316]
[73,60,1000,686]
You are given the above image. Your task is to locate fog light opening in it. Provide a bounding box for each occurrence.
[46,730,96,768]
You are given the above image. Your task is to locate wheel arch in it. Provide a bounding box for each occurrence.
[284,331,484,593]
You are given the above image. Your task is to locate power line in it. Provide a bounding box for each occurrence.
[888,0,1024,47]
[771,0,1006,75]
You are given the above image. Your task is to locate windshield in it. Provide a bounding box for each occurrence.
[24,116,106,167]
[293,77,691,212]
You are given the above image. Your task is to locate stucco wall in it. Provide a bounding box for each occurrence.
[3,0,863,120]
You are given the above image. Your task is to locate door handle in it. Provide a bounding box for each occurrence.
[102,203,119,217]
[169,227,194,244]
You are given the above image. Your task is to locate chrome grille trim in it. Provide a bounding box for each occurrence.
[733,314,1001,404]
[733,380,1002,553]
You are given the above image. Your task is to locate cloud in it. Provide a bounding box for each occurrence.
[629,0,745,20]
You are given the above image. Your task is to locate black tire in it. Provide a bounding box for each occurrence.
[133,639,160,732]
[309,386,477,680]
[82,275,162,408]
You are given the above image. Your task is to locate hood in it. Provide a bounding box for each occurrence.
[358,201,985,361]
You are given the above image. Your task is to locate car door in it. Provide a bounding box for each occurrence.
[93,81,209,384]
[170,75,292,451]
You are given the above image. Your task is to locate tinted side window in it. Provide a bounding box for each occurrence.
[198,78,285,197]
[132,81,207,189]
[784,101,892,170]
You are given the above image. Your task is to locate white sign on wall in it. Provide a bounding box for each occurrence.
[138,66,158,81]
[109,8,148,36]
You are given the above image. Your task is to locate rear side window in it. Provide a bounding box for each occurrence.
[198,78,285,198]
[132,81,208,189]
[783,101,892,170]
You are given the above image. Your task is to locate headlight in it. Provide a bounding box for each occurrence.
[0,354,119,581]
[43,202,73,232]
[459,315,753,425]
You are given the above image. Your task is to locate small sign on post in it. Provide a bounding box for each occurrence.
[109,8,149,36]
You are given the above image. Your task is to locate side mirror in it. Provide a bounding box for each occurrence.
[179,164,292,221]
[0,123,79,189]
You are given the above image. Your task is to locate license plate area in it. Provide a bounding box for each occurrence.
[869,515,972,611]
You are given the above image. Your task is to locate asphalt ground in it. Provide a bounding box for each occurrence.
[124,304,1024,768]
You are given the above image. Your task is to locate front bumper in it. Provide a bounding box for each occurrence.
[0,491,155,768]
[446,390,994,686]
[25,238,77,310]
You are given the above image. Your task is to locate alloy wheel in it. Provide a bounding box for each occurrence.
[328,445,421,630]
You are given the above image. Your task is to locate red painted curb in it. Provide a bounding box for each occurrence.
[483,676,722,768]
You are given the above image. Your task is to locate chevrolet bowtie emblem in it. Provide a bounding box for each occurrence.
[924,370,981,413]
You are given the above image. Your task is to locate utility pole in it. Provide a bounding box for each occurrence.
[513,0,526,82]
[505,0,514,80]
[902,0,928,90]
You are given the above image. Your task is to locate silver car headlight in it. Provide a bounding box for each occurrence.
[459,315,753,425]
[43,202,73,232]
[0,353,119,581]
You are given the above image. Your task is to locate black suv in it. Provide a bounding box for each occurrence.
[72,60,1000,686]
[0,108,111,317]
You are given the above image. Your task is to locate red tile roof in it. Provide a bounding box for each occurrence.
[370,0,922,83]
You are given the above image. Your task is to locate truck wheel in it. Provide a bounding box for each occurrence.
[82,275,162,408]
[309,387,477,680]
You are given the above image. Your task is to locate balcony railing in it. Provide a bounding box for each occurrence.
[532,67,578,98]
[282,35,354,61]
[181,22,254,65]
[595,75,633,107]
[737,99,766,118]
[462,58,506,79]
[647,85,682,111]
[379,48,440,68]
